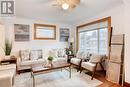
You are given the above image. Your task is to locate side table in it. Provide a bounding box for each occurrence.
[0,57,17,64]
[67,54,75,63]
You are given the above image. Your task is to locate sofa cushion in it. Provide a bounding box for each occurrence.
[30,50,42,60]
[0,69,15,79]
[49,49,58,58]
[82,62,96,71]
[71,58,81,65]
[0,64,16,71]
[42,49,49,60]
[53,57,67,63]
[20,50,30,61]
[0,66,16,86]
[0,75,12,87]
[89,54,103,63]
[20,59,46,66]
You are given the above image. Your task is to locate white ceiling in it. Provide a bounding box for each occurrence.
[15,0,123,24]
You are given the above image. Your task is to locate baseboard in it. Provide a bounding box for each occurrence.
[124,82,130,87]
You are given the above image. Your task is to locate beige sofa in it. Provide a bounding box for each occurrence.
[0,64,16,87]
[17,49,67,73]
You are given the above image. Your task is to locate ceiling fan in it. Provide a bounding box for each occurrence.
[52,0,80,10]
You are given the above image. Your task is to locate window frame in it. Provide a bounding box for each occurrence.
[76,17,111,55]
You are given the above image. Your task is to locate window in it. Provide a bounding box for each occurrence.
[98,28,108,54]
[78,28,108,55]
[76,17,111,55]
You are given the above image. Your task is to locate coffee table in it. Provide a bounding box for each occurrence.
[31,62,71,87]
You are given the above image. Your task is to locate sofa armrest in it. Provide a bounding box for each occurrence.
[17,57,21,66]
[16,57,22,71]
[0,75,12,87]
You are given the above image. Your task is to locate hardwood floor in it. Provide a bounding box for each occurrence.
[97,79,121,87]
[84,71,122,87]
[95,71,122,87]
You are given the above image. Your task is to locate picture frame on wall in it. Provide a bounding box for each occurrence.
[60,28,69,42]
[14,24,30,42]
[34,24,56,40]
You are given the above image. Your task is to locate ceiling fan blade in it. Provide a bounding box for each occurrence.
[75,0,80,4]
[70,4,76,8]
[51,0,61,6]
[69,0,80,5]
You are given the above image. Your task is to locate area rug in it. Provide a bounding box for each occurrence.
[13,69,102,87]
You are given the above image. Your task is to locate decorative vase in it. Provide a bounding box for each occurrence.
[48,61,52,64]
[48,61,53,67]
[5,55,10,59]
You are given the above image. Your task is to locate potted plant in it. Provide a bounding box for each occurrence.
[65,48,73,55]
[47,56,54,65]
[3,40,12,59]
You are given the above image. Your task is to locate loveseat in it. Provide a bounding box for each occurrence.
[17,49,67,73]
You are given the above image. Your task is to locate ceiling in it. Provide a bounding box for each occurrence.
[15,0,123,24]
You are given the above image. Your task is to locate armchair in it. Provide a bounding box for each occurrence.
[70,51,90,71]
[80,54,105,80]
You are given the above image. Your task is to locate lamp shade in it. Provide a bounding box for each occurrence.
[68,37,74,42]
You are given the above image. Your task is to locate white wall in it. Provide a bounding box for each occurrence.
[0,24,5,57]
[74,3,125,34]
[0,17,72,56]
[124,0,130,83]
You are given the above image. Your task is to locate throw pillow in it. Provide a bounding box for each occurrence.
[37,50,42,59]
[89,54,103,63]
[42,49,49,60]
[82,52,89,59]
[57,49,65,57]
[82,52,91,62]
[20,50,30,61]
[30,50,42,60]
[49,49,58,58]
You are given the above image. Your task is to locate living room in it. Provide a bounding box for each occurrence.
[0,0,130,87]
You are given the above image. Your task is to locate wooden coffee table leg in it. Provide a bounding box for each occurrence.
[32,74,35,87]
[69,66,71,78]
[31,71,33,78]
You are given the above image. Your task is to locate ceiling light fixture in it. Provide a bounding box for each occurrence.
[52,0,80,10]
[62,3,69,10]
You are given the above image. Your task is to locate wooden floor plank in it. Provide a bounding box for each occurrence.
[84,71,121,87]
